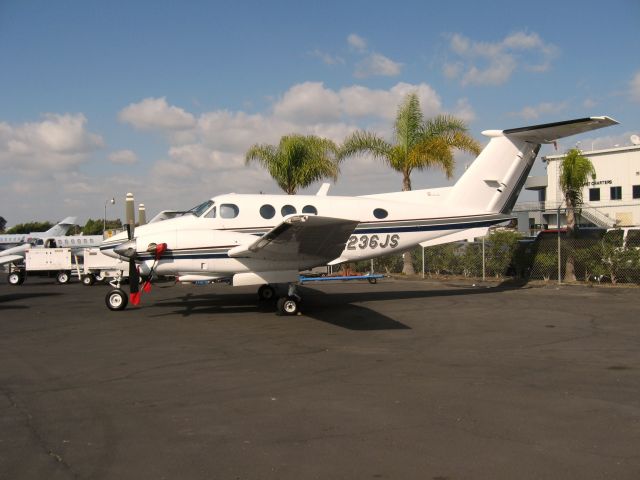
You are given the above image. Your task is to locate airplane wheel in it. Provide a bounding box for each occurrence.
[258,284,276,301]
[277,296,299,316]
[8,272,24,286]
[56,271,71,284]
[82,274,96,286]
[368,277,377,284]
[105,289,128,311]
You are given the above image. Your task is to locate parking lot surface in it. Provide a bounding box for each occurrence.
[1,277,640,479]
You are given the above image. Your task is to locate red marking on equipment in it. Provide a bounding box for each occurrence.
[130,292,141,306]
[143,281,152,293]
[155,243,167,260]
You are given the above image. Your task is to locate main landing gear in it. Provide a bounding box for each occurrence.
[257,283,302,316]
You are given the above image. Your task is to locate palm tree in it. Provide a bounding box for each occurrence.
[559,148,596,282]
[245,134,340,195]
[340,92,481,274]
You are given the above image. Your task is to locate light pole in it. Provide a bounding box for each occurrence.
[104,197,115,235]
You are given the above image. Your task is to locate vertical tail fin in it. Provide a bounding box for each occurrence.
[43,216,77,237]
[447,117,618,214]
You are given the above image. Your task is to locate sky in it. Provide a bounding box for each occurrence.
[1,0,639,227]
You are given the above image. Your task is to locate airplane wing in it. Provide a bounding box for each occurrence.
[0,254,24,266]
[228,215,359,265]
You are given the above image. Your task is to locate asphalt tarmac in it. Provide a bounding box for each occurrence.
[1,276,639,479]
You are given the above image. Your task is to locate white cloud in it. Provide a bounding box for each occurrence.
[444,31,558,86]
[630,71,640,103]
[354,53,403,78]
[452,98,476,123]
[108,149,137,164]
[273,82,342,123]
[0,113,103,172]
[119,97,196,131]
[510,101,568,120]
[347,33,367,52]
[309,49,344,66]
[583,98,597,109]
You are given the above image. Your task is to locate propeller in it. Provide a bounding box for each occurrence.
[113,225,167,307]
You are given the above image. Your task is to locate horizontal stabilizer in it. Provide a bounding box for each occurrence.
[500,116,618,144]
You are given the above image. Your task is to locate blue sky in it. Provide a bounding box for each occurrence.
[1,0,639,226]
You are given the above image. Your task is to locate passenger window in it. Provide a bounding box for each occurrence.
[373,208,388,219]
[302,205,318,215]
[626,230,640,248]
[206,206,217,218]
[281,205,297,216]
[220,204,239,219]
[260,204,276,219]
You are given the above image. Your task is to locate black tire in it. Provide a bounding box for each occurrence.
[56,271,71,284]
[82,274,96,286]
[368,277,377,284]
[8,272,24,286]
[276,296,299,316]
[258,284,276,301]
[105,289,128,311]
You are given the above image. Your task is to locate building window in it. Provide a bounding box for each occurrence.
[589,188,600,202]
[633,185,640,199]
[610,186,622,200]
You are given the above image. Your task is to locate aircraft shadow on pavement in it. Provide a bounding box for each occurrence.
[151,292,410,331]
[0,292,63,311]
[146,283,519,330]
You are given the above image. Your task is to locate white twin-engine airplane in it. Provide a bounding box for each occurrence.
[101,116,618,314]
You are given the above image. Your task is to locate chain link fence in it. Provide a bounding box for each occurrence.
[358,227,640,285]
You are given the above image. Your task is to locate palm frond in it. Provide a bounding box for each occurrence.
[339,131,392,162]
[394,92,423,153]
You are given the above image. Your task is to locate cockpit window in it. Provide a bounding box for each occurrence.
[188,200,215,217]
[220,204,239,219]
[205,206,217,218]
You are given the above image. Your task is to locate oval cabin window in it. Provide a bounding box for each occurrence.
[281,205,297,216]
[260,204,276,219]
[302,205,318,215]
[373,208,388,219]
[220,204,239,219]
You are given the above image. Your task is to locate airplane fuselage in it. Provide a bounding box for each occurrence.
[101,191,509,279]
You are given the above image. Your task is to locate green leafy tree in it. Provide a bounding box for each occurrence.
[560,148,596,281]
[245,134,340,195]
[0,216,6,233]
[6,221,54,234]
[485,230,522,278]
[340,92,481,274]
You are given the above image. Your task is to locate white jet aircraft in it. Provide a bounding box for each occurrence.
[0,216,77,249]
[0,217,81,268]
[100,116,618,314]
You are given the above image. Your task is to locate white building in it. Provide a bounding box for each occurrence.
[521,142,640,230]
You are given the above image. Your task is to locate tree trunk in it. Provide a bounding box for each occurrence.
[402,251,416,275]
[564,202,577,282]
[401,170,415,275]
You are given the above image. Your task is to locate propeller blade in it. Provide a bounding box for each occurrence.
[129,259,141,306]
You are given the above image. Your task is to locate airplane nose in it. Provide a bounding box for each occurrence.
[114,239,137,258]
